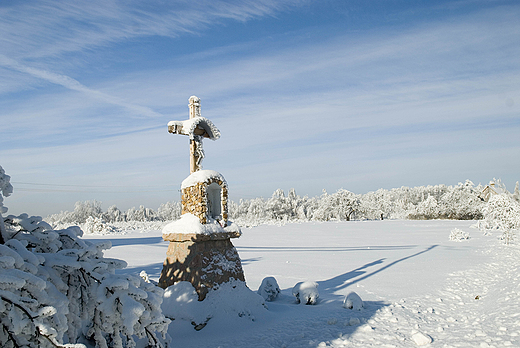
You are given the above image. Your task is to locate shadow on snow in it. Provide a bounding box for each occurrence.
[251,245,439,347]
[319,244,439,298]
[236,245,418,253]
[88,236,165,247]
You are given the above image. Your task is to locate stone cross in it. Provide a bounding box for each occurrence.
[161,97,245,301]
[168,96,220,174]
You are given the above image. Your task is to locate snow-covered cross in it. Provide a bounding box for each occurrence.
[168,96,221,174]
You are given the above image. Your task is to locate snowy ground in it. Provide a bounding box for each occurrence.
[85,220,520,347]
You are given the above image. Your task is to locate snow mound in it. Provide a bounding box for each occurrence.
[449,228,470,241]
[346,317,361,326]
[162,280,267,331]
[411,330,432,345]
[257,276,281,302]
[343,291,364,310]
[292,281,319,305]
[162,281,203,324]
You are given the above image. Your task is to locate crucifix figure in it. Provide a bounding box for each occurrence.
[168,96,221,174]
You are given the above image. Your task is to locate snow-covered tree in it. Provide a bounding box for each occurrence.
[411,195,440,220]
[437,180,484,220]
[0,166,13,244]
[47,200,104,228]
[44,178,492,229]
[480,194,520,244]
[230,197,272,227]
[104,205,126,223]
[0,167,170,347]
[513,181,520,203]
[126,205,156,222]
[265,188,309,221]
[156,201,182,221]
[312,189,360,221]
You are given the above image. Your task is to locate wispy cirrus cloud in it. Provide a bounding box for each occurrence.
[0,0,308,127]
[0,54,163,118]
[0,0,306,60]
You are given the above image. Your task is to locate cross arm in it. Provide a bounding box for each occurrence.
[168,123,211,138]
[167,117,221,140]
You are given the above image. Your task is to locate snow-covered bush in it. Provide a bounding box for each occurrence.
[343,292,363,310]
[480,194,520,244]
[292,281,319,305]
[162,282,203,325]
[1,215,170,347]
[257,276,280,302]
[0,167,170,347]
[0,238,73,347]
[83,216,121,235]
[449,228,470,241]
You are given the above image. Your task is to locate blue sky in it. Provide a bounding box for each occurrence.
[1,0,519,216]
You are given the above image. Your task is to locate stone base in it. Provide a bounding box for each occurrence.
[159,236,245,301]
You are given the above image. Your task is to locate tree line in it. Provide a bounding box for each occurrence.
[45,179,520,228]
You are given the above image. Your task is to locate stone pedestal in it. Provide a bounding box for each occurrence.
[159,231,245,301]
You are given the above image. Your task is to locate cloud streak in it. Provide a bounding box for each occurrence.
[0,54,163,118]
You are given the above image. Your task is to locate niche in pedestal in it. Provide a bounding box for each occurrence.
[207,182,222,220]
[180,170,228,227]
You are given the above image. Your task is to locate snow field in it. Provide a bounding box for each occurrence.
[90,220,518,347]
[325,242,520,347]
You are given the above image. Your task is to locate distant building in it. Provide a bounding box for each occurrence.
[478,179,508,202]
